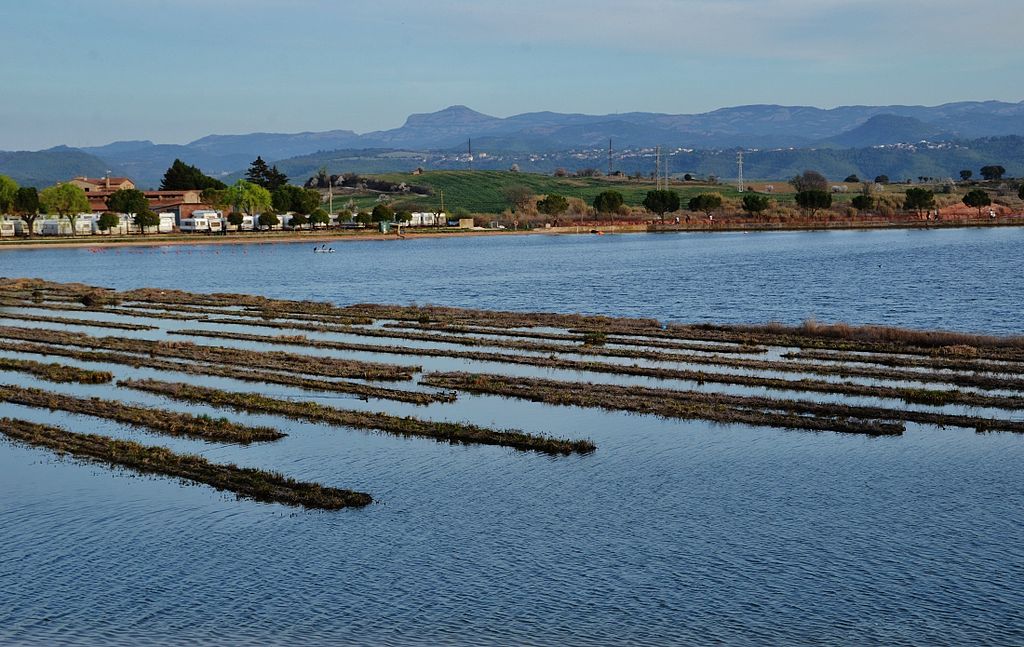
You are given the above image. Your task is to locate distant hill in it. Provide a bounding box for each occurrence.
[8,100,1024,187]
[0,147,109,188]
[819,114,950,148]
[263,136,1024,186]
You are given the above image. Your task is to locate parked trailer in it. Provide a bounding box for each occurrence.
[13,219,43,236]
[40,217,93,236]
[224,214,254,231]
[256,213,282,230]
[0,221,15,237]
[179,217,211,233]
[157,213,176,233]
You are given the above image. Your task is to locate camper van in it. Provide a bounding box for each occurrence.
[179,215,211,233]
[183,210,221,233]
[235,214,255,231]
[0,221,15,237]
[13,219,42,236]
[40,217,93,236]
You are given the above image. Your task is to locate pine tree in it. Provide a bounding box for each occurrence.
[160,159,226,191]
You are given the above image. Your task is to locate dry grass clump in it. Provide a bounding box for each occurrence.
[0,418,371,509]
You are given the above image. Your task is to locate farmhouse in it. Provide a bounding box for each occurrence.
[69,176,136,192]
[65,176,209,217]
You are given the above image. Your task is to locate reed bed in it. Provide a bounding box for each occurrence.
[167,328,1024,392]
[422,372,1024,435]
[0,384,283,443]
[0,310,158,331]
[0,325,419,381]
[338,303,665,332]
[0,340,449,404]
[0,418,370,509]
[0,297,213,322]
[783,348,1024,375]
[0,356,113,384]
[669,322,1024,362]
[382,321,767,354]
[187,320,742,364]
[119,286,369,322]
[120,378,595,455]
[118,301,372,325]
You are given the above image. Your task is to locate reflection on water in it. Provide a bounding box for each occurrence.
[1,229,1023,646]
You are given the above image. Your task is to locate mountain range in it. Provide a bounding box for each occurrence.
[2,100,1023,187]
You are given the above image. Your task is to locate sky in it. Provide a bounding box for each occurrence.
[2,0,1022,150]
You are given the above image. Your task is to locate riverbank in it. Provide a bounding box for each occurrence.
[0,214,1021,251]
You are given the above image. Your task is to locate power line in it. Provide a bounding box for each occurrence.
[737,150,745,193]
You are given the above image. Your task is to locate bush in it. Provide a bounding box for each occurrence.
[851,195,873,211]
[537,194,569,216]
[96,211,120,233]
[741,194,770,216]
[258,212,280,229]
[642,190,680,218]
[794,190,832,216]
[688,193,723,217]
[593,190,624,214]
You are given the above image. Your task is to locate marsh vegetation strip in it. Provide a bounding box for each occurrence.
[0,356,112,384]
[0,384,284,443]
[168,326,761,365]
[666,322,1024,362]
[0,325,420,381]
[0,418,370,510]
[0,310,158,331]
[784,348,1024,375]
[381,322,768,354]
[422,373,1024,435]
[0,341,450,405]
[165,328,1024,392]
[119,378,595,455]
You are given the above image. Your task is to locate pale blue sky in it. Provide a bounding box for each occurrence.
[3,0,1022,149]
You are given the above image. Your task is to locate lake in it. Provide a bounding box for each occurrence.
[0,228,1022,646]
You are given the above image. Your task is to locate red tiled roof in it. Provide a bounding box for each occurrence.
[75,177,133,185]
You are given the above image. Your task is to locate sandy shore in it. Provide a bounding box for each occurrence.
[0,216,1020,251]
[0,228,520,251]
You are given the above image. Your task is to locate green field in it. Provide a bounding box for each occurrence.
[335,171,747,214]
[325,170,973,215]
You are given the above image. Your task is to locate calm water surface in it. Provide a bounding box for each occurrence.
[0,229,1022,646]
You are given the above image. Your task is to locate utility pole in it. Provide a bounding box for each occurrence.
[737,150,745,193]
[664,149,670,187]
[655,146,661,191]
[325,167,333,214]
[440,189,445,215]
[608,138,613,176]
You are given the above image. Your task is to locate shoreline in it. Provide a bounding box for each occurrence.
[0,216,1020,251]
